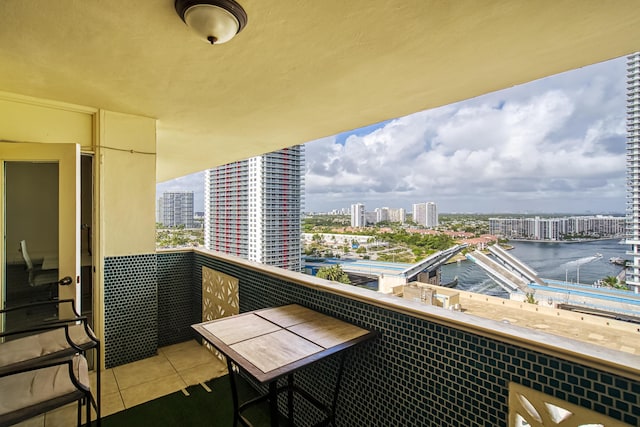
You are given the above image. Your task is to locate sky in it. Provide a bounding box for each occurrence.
[158,55,628,215]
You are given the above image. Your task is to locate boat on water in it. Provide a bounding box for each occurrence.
[609,257,626,266]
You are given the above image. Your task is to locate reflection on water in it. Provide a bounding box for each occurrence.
[441,239,628,298]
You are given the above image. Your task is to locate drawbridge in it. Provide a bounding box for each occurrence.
[466,245,545,293]
[400,244,468,281]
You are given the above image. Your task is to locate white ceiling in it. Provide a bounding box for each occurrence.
[0,1,639,181]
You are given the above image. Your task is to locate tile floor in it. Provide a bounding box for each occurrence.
[15,339,228,427]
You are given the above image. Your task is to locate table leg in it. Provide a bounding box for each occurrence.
[287,374,294,426]
[329,353,348,426]
[269,381,279,427]
[227,358,240,427]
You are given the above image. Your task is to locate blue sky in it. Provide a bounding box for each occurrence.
[158,55,628,214]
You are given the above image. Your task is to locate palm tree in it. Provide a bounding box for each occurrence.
[316,264,351,284]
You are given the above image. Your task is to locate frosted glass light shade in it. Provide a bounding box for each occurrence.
[184,4,239,44]
[175,0,248,45]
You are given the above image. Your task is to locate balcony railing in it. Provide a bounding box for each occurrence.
[96,248,640,426]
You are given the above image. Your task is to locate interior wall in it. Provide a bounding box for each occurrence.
[5,162,59,264]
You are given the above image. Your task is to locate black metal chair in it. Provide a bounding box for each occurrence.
[0,299,101,426]
[0,352,96,426]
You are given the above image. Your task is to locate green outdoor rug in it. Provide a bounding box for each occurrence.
[102,375,272,427]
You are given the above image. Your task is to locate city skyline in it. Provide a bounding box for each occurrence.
[158,55,627,214]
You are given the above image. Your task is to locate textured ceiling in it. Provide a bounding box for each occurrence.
[0,1,639,181]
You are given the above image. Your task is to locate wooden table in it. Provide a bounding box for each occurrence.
[192,304,378,427]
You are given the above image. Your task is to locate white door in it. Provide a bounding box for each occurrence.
[1,142,80,327]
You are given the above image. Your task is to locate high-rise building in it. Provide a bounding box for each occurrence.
[490,216,624,241]
[626,52,640,293]
[204,146,304,271]
[351,203,365,227]
[157,191,195,228]
[375,207,390,223]
[413,202,438,227]
[426,202,438,227]
[412,203,426,226]
[388,208,406,224]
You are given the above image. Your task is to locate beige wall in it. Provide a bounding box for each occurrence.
[0,94,93,148]
[0,93,158,258]
[98,110,156,257]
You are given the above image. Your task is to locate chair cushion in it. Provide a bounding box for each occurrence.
[0,324,93,369]
[0,354,89,416]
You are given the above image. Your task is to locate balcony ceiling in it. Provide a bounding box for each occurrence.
[1,1,639,182]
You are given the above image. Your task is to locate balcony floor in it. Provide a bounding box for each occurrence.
[15,339,227,427]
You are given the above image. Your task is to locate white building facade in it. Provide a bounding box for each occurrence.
[413,202,438,227]
[490,216,625,241]
[205,145,304,271]
[627,51,640,293]
[426,202,438,227]
[351,203,365,227]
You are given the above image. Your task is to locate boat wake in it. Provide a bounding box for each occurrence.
[468,278,503,296]
[562,254,602,268]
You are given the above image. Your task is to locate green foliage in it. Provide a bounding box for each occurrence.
[356,246,367,254]
[156,226,204,248]
[524,292,538,305]
[303,215,350,232]
[316,264,351,284]
[600,276,629,290]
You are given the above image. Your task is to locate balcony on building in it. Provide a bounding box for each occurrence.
[1,1,640,426]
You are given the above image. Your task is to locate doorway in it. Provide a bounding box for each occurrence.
[1,142,82,332]
[4,162,60,327]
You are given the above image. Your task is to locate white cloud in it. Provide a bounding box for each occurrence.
[304,56,627,213]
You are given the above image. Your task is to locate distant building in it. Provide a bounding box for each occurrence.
[426,202,438,227]
[389,207,406,224]
[412,203,426,226]
[157,191,195,228]
[365,211,377,225]
[375,207,389,223]
[490,216,625,240]
[204,145,304,271]
[413,202,438,227]
[627,51,640,293]
[351,203,365,227]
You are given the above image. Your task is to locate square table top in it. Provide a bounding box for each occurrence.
[192,304,377,383]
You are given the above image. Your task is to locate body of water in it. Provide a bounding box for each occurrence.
[441,239,628,298]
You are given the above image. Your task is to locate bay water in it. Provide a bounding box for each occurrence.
[441,239,628,298]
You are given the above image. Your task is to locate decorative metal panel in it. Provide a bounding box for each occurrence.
[202,266,239,361]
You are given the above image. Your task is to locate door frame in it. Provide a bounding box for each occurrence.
[0,142,80,321]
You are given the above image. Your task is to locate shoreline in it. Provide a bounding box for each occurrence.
[507,237,623,244]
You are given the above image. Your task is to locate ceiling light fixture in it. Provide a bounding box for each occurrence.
[175,0,248,45]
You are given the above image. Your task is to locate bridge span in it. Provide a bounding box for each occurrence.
[466,246,545,293]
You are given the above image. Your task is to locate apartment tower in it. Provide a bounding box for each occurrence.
[351,203,365,227]
[413,202,438,227]
[204,146,304,271]
[157,191,195,228]
[426,202,438,227]
[627,52,640,293]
